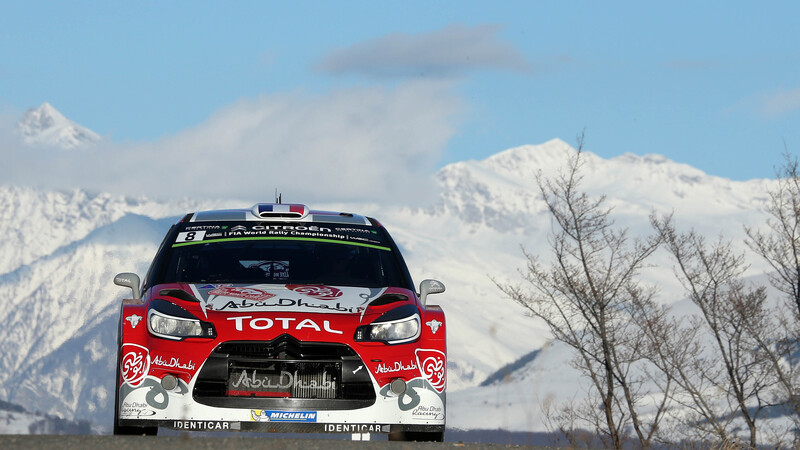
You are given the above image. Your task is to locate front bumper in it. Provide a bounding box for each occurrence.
[117,337,446,434]
[117,285,447,435]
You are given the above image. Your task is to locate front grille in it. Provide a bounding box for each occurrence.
[193,335,375,409]
[218,340,356,359]
[227,361,339,399]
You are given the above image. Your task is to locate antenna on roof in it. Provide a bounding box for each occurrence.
[275,189,282,204]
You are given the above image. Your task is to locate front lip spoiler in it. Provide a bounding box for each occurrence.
[119,419,444,434]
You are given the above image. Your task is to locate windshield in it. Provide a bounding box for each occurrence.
[154,222,407,288]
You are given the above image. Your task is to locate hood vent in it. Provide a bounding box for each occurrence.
[368,293,408,307]
[159,288,200,303]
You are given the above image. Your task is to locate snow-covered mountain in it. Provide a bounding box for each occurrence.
[0,107,780,434]
[0,398,91,434]
[438,139,772,236]
[15,103,100,149]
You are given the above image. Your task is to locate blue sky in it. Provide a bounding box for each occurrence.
[1,1,799,196]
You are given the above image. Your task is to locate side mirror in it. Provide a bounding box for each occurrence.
[419,279,445,306]
[114,272,141,300]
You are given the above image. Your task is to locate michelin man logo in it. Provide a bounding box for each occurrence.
[251,410,270,422]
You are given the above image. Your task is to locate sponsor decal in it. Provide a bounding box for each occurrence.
[184,225,226,231]
[245,260,290,279]
[352,365,364,375]
[415,349,446,393]
[251,410,270,422]
[412,405,445,420]
[119,401,156,418]
[324,424,390,433]
[208,286,276,302]
[243,225,331,232]
[172,421,235,430]
[115,275,135,285]
[230,370,334,391]
[375,361,417,374]
[198,285,383,313]
[333,227,374,234]
[125,314,142,329]
[223,226,345,241]
[286,284,343,300]
[152,355,196,371]
[214,297,363,314]
[226,315,343,334]
[379,377,445,413]
[120,344,150,387]
[172,224,389,249]
[118,376,189,411]
[250,410,317,423]
[425,319,442,334]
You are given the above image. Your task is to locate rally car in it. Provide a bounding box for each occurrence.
[113,203,446,441]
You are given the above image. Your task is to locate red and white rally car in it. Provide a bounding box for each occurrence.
[113,203,446,441]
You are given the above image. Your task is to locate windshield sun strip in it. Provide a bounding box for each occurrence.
[171,236,391,251]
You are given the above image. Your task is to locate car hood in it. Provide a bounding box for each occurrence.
[183,283,390,316]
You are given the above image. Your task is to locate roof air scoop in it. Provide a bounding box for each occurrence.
[251,203,309,219]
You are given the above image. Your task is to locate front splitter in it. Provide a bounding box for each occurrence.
[120,419,444,435]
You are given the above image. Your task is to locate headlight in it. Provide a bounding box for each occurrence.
[146,299,216,340]
[355,313,420,344]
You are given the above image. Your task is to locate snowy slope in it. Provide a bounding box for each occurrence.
[0,214,174,391]
[0,186,209,275]
[0,136,779,433]
[0,398,91,434]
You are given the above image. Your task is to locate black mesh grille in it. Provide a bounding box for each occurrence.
[217,339,356,359]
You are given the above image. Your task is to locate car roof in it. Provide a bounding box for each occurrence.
[187,203,373,226]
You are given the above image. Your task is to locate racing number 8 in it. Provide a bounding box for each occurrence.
[176,231,206,243]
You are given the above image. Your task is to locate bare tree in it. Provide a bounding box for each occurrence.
[744,150,800,438]
[641,315,732,445]
[496,134,668,448]
[746,151,800,319]
[652,216,777,449]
